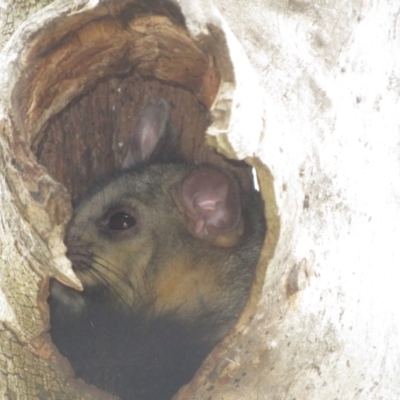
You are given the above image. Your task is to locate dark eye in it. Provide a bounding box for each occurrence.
[107,212,137,231]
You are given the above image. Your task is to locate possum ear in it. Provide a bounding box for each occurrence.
[122,98,169,169]
[180,167,244,247]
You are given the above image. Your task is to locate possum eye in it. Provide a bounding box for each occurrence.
[98,207,139,239]
[107,211,137,231]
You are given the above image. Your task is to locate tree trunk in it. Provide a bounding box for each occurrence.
[1,0,399,399]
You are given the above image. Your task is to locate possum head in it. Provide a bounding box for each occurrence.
[51,99,249,320]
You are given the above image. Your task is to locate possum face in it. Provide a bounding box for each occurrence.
[50,98,264,323]
[52,163,247,318]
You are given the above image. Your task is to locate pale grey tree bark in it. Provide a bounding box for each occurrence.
[176,1,400,399]
[1,0,399,399]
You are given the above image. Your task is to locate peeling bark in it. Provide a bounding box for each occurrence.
[1,0,399,399]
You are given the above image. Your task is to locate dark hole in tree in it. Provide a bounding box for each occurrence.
[16,1,268,399]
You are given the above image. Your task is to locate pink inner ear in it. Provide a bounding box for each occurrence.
[180,167,242,239]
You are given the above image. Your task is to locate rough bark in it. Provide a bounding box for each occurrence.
[1,0,399,399]
[0,0,54,50]
[175,1,400,399]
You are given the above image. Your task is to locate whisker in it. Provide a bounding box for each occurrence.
[89,250,131,283]
[84,267,132,309]
[69,248,149,309]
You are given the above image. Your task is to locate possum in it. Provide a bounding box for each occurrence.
[49,98,266,400]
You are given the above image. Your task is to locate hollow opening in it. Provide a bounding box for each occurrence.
[12,0,256,201]
[8,0,277,399]
[33,72,212,201]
